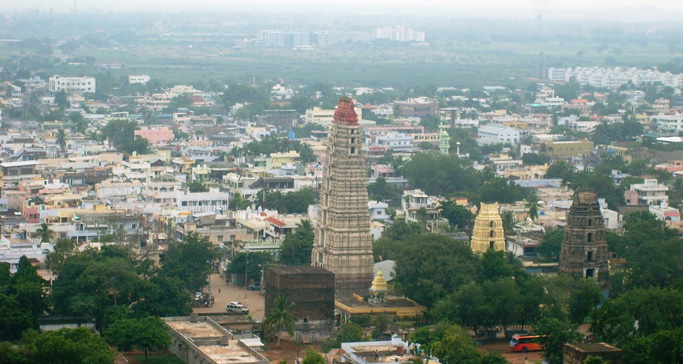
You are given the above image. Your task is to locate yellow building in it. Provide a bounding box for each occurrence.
[270,151,300,169]
[544,139,594,158]
[470,202,506,253]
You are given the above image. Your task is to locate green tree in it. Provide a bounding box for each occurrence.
[591,287,683,345]
[187,180,208,192]
[162,232,218,291]
[0,257,47,341]
[522,153,550,165]
[30,328,115,364]
[431,325,482,364]
[584,356,607,364]
[105,317,171,362]
[569,279,602,324]
[280,220,315,266]
[162,95,192,113]
[382,220,422,241]
[537,228,564,261]
[439,200,473,231]
[68,112,88,134]
[533,317,582,364]
[228,252,273,287]
[500,210,517,236]
[545,160,575,184]
[525,191,541,221]
[393,234,480,307]
[55,128,68,155]
[301,348,326,364]
[368,177,401,206]
[35,223,53,243]
[323,322,364,352]
[263,296,297,348]
[54,90,69,109]
[46,238,77,271]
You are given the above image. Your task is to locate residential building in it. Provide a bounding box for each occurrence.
[625,179,668,206]
[477,125,520,145]
[176,188,230,214]
[134,126,174,144]
[395,97,439,118]
[164,316,269,364]
[48,76,96,93]
[305,106,363,126]
[543,140,594,158]
[128,75,150,84]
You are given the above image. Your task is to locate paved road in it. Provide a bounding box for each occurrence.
[192,273,266,320]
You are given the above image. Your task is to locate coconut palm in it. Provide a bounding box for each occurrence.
[262,295,297,348]
[501,210,518,236]
[55,128,68,156]
[525,192,542,221]
[36,222,54,243]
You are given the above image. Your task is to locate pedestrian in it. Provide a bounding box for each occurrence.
[218,287,221,294]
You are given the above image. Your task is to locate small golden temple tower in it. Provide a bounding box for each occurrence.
[470,202,506,253]
[368,269,390,305]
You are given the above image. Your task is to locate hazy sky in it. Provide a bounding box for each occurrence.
[2,0,683,13]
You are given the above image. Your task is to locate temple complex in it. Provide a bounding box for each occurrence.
[312,96,374,298]
[559,189,609,289]
[470,202,506,253]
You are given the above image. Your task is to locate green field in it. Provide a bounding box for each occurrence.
[2,28,680,89]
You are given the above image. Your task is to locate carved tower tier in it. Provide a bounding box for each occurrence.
[559,189,609,289]
[312,96,374,299]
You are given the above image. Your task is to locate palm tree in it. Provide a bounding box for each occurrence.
[525,192,542,221]
[263,295,297,348]
[500,210,518,236]
[55,129,68,156]
[36,223,53,243]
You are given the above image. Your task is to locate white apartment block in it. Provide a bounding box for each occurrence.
[305,106,363,126]
[128,75,151,84]
[49,76,96,93]
[625,179,669,206]
[653,114,683,136]
[176,188,230,214]
[547,66,683,89]
[477,125,520,145]
[373,26,425,42]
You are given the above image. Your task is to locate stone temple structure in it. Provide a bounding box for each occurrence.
[559,189,609,288]
[312,96,374,298]
[470,202,506,253]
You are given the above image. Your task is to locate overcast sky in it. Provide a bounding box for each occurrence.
[2,0,683,13]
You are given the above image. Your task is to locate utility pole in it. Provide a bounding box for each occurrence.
[244,250,248,302]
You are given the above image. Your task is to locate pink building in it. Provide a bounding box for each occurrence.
[134,126,174,145]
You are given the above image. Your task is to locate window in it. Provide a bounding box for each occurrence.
[587,233,593,243]
[490,241,495,249]
[588,219,592,226]
[489,230,494,238]
[587,251,593,262]
[586,268,594,278]
[489,221,495,228]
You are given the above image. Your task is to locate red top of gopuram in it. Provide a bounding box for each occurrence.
[333,96,358,125]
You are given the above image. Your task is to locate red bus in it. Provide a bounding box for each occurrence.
[510,334,545,352]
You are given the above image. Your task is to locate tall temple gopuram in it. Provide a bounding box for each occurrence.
[470,202,506,253]
[312,96,374,298]
[559,189,609,289]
